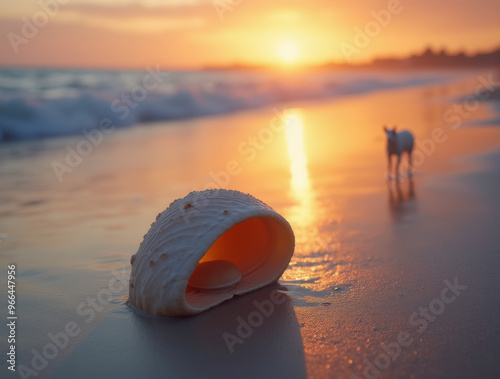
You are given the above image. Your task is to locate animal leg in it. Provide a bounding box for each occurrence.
[408,151,413,176]
[387,154,392,179]
[396,155,401,181]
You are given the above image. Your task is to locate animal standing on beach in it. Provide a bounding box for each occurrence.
[384,126,414,180]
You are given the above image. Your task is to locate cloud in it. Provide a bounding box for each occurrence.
[61,1,212,20]
[52,1,215,33]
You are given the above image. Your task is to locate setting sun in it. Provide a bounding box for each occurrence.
[278,42,299,64]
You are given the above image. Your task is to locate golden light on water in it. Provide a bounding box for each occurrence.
[283,110,317,232]
[285,112,309,192]
[282,111,341,291]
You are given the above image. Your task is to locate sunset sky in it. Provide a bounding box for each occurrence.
[1,0,499,69]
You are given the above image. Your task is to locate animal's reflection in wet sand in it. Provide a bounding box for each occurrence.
[388,177,417,222]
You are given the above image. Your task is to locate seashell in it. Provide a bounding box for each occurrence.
[128,189,295,316]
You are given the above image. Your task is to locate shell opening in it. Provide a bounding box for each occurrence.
[185,217,293,309]
[188,260,242,291]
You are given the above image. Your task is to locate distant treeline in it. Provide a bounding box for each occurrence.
[334,46,500,70]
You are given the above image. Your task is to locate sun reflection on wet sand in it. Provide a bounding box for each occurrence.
[283,110,315,230]
[281,111,344,293]
[285,111,310,193]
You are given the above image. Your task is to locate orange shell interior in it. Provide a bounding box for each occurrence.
[185,217,292,310]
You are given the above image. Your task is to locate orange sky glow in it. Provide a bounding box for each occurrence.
[1,0,499,69]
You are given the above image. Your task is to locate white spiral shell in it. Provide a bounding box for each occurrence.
[128,189,295,316]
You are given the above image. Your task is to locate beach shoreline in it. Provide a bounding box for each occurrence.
[1,71,500,379]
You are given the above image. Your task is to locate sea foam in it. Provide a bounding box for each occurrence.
[0,68,459,142]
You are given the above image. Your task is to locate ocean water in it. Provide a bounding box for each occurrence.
[0,67,462,142]
[1,68,500,378]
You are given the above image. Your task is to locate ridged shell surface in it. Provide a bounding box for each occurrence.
[128,189,295,316]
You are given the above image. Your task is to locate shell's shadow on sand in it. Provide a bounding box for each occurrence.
[52,284,306,379]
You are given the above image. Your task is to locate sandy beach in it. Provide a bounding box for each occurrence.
[1,70,500,379]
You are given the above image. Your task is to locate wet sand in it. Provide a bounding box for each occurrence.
[1,70,500,378]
